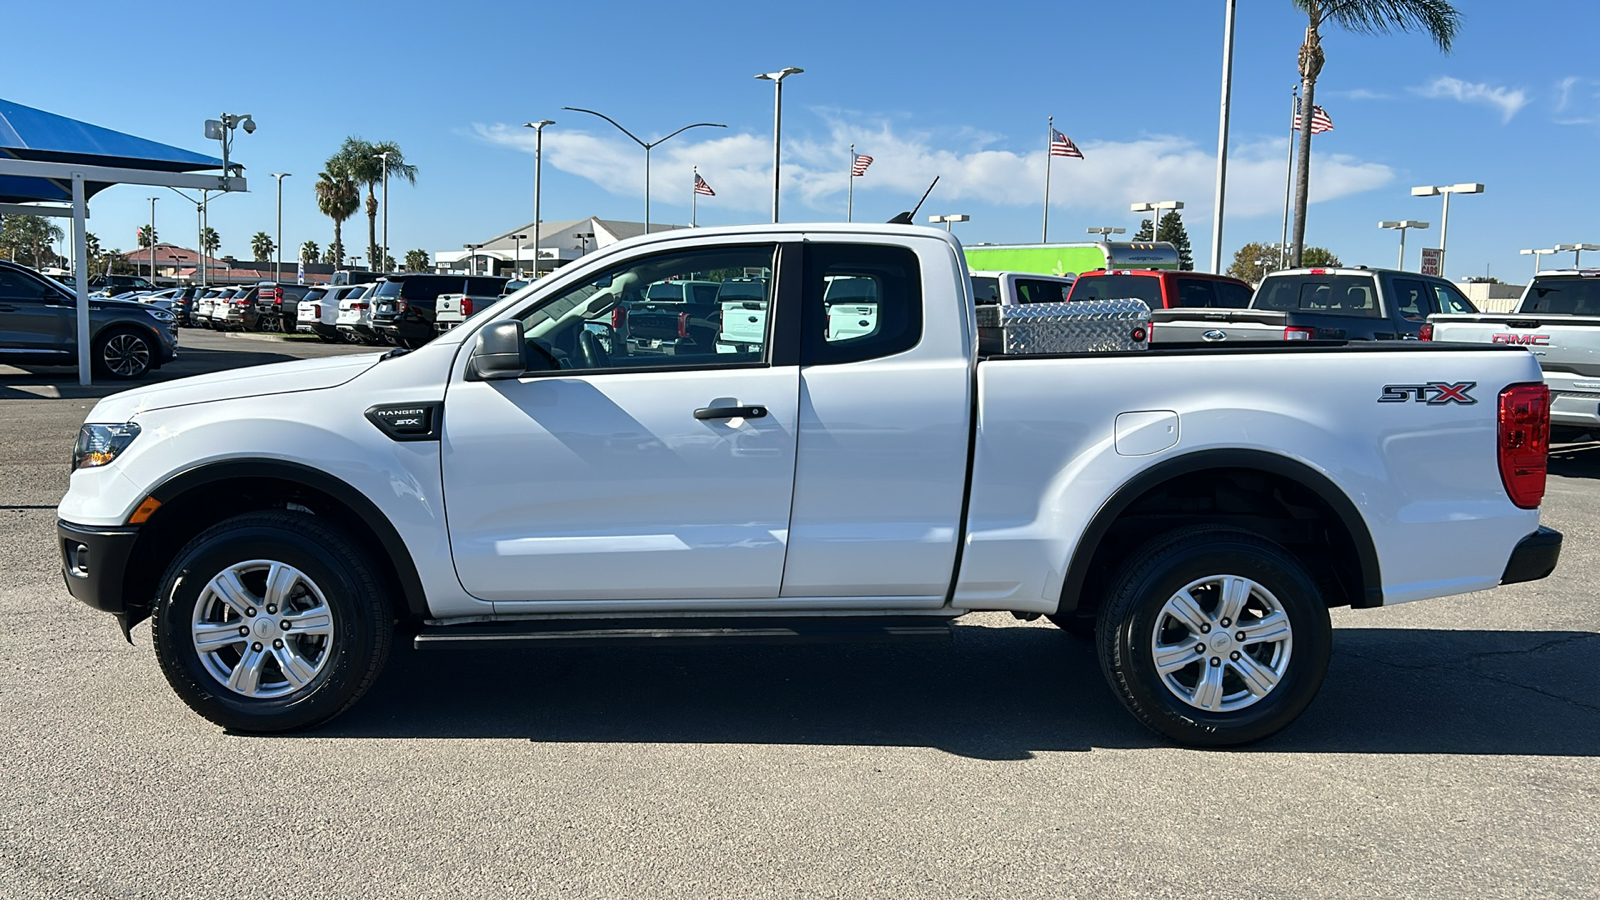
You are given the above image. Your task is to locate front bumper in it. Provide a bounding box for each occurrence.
[1502,526,1562,585]
[58,520,139,614]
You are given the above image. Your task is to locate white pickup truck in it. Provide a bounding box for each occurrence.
[56,224,1561,747]
[1429,270,1600,438]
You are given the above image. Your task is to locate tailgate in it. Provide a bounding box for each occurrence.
[1150,308,1289,344]
[1431,313,1600,375]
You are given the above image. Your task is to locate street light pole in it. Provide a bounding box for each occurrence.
[1379,220,1429,270]
[373,152,389,272]
[522,120,554,277]
[1086,226,1126,241]
[928,214,970,232]
[1520,247,1554,276]
[1554,243,1600,268]
[1209,0,1237,274]
[148,197,157,283]
[562,108,725,235]
[1412,183,1484,278]
[270,173,289,283]
[1131,201,1184,238]
[755,67,803,223]
[511,234,527,278]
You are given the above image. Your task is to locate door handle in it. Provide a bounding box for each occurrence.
[694,405,767,420]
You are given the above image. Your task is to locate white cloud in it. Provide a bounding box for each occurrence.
[1328,88,1392,101]
[473,116,1393,222]
[1414,77,1530,123]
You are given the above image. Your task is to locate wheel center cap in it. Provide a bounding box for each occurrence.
[253,618,277,639]
[1208,632,1233,653]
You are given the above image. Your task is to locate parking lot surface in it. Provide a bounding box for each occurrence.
[2,335,1596,898]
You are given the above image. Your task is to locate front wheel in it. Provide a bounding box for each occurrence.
[1096,526,1331,748]
[151,512,392,732]
[93,328,153,379]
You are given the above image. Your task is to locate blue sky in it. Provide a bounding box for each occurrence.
[8,0,1598,281]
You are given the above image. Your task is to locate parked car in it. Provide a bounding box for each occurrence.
[252,282,317,333]
[336,283,382,344]
[57,224,1558,747]
[622,279,722,354]
[163,286,203,326]
[714,277,768,353]
[1427,269,1600,439]
[294,286,344,341]
[193,288,233,329]
[87,274,158,296]
[0,259,177,378]
[434,280,521,333]
[1151,267,1477,345]
[371,274,509,348]
[1067,269,1252,310]
[971,270,1077,306]
[215,285,264,331]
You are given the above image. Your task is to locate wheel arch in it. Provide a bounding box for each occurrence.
[124,460,429,628]
[1058,449,1382,617]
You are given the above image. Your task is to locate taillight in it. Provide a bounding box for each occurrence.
[311,304,321,317]
[1498,382,1551,509]
[461,298,474,317]
[1284,326,1314,341]
[354,302,368,311]
[1418,323,1434,341]
[396,297,408,312]
[678,311,691,339]
[612,306,628,329]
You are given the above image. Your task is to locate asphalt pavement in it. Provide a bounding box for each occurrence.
[0,331,1595,898]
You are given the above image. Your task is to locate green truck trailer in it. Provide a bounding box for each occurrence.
[963,241,1180,277]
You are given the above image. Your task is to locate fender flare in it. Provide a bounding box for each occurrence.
[1059,448,1383,613]
[146,459,429,618]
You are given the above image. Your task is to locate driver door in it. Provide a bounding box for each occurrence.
[441,241,801,606]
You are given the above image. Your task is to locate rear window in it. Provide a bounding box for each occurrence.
[466,277,506,296]
[374,280,402,298]
[1255,274,1380,318]
[1068,274,1162,306]
[971,276,1000,305]
[1521,276,1600,315]
[1015,278,1072,304]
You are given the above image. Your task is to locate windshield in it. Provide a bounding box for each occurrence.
[1522,276,1600,315]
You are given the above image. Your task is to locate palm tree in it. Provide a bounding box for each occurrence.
[137,225,157,249]
[330,137,418,267]
[1289,0,1460,266]
[405,248,430,273]
[251,232,276,261]
[315,169,360,267]
[300,240,320,266]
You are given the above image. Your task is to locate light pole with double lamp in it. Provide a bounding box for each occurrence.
[1555,243,1600,268]
[1086,226,1126,241]
[270,173,290,283]
[511,234,528,278]
[373,152,390,272]
[1521,247,1557,276]
[1131,201,1183,238]
[573,231,594,255]
[1411,183,1484,278]
[928,214,970,232]
[522,120,554,277]
[562,108,725,234]
[755,67,803,223]
[1378,220,1428,271]
[463,244,484,276]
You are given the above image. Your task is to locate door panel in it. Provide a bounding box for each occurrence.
[0,271,70,352]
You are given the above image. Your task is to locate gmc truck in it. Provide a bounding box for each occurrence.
[56,224,1560,747]
[1428,270,1600,438]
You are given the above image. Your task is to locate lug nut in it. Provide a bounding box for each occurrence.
[246,607,257,617]
[1209,657,1221,667]
[273,639,283,649]
[1195,644,1206,654]
[1220,617,1232,627]
[280,620,291,630]
[1200,624,1212,634]
[266,605,277,614]
[252,642,262,652]
[1230,651,1240,661]
[238,626,249,637]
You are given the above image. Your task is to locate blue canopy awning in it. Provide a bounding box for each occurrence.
[0,98,225,204]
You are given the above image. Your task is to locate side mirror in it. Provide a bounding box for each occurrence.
[468,320,527,381]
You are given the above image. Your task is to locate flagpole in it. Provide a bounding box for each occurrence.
[847,143,854,223]
[1279,86,1297,268]
[1042,116,1053,243]
[692,166,698,227]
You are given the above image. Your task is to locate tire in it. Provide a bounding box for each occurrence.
[93,328,154,379]
[1095,526,1331,748]
[151,511,392,733]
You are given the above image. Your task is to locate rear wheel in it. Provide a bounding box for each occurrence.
[151,512,392,733]
[1096,526,1331,747]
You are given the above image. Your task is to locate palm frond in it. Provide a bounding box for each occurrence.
[1296,0,1461,51]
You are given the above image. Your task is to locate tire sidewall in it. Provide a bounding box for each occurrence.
[154,521,379,731]
[1107,536,1331,746]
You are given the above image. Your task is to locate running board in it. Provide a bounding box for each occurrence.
[413,615,955,650]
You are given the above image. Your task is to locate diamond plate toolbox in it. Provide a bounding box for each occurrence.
[976,299,1152,355]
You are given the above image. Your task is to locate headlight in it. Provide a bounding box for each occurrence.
[150,309,175,322]
[73,423,141,470]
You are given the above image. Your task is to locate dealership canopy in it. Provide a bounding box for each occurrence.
[0,98,245,384]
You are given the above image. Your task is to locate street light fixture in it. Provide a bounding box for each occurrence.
[522,120,554,276]
[1086,226,1126,241]
[1411,183,1484,277]
[1520,247,1558,276]
[1131,201,1183,237]
[511,234,528,278]
[1378,220,1429,271]
[463,243,484,276]
[755,67,803,223]
[203,113,255,180]
[562,108,726,234]
[928,214,970,231]
[1554,243,1600,268]
[572,231,594,255]
[270,173,290,283]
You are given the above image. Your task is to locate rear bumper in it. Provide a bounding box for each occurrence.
[58,520,139,614]
[1545,374,1600,428]
[1502,526,1562,585]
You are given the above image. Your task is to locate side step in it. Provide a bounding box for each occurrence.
[413,615,955,650]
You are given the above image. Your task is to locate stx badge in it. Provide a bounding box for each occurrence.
[1379,382,1477,405]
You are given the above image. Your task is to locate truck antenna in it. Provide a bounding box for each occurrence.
[887,176,940,224]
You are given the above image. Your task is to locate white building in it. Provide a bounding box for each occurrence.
[435,216,687,278]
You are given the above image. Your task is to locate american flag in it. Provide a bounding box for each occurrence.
[851,154,874,176]
[694,172,715,197]
[1292,99,1334,134]
[1050,128,1084,159]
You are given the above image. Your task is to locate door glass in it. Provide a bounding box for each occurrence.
[1174,278,1219,308]
[515,244,776,371]
[1015,278,1071,304]
[1430,282,1478,314]
[802,244,921,364]
[971,276,1000,305]
[1391,278,1432,320]
[0,271,45,303]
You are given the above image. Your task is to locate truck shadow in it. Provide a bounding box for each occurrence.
[0,346,303,400]
[317,625,1600,759]
[1549,441,1600,479]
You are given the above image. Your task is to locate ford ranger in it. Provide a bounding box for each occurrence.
[56,224,1561,747]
